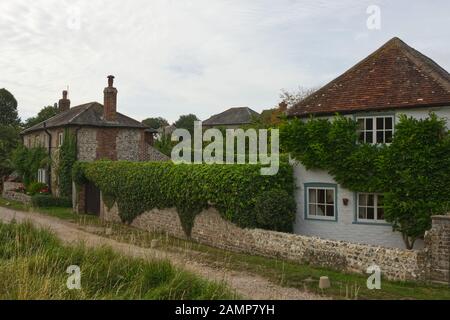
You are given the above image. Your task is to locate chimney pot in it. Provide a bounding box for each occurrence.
[107,75,115,87]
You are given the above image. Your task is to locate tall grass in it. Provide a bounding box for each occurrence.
[0,221,236,300]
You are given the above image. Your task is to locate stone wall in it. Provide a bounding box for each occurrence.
[2,182,23,192]
[100,197,426,281]
[2,190,32,205]
[425,215,450,283]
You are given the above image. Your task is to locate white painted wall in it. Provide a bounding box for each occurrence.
[292,106,450,249]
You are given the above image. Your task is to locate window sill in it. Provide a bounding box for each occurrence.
[352,221,391,226]
[305,216,337,222]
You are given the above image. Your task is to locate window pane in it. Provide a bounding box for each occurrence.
[309,189,316,203]
[377,194,384,206]
[376,131,384,143]
[368,194,374,206]
[359,194,367,206]
[317,204,326,216]
[385,130,393,143]
[326,205,334,217]
[359,132,365,143]
[357,119,365,130]
[309,204,316,216]
[376,117,384,129]
[326,189,334,204]
[358,207,367,219]
[377,207,385,220]
[385,117,393,130]
[317,189,325,204]
[365,132,373,143]
[367,207,375,220]
[365,118,373,130]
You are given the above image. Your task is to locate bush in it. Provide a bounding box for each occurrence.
[74,161,295,235]
[27,182,48,195]
[31,195,72,208]
[255,189,296,232]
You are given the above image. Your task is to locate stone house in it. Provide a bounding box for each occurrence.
[203,107,260,129]
[286,37,450,249]
[21,75,168,213]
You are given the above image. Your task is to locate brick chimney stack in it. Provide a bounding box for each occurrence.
[58,90,70,113]
[103,75,117,121]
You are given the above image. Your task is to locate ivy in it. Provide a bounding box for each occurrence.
[280,113,450,248]
[58,129,77,198]
[11,145,49,187]
[73,161,295,236]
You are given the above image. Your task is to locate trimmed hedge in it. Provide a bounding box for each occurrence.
[73,161,295,235]
[31,195,72,208]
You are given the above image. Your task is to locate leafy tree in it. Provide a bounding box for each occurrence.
[279,86,317,109]
[0,125,20,179]
[0,88,20,126]
[154,133,175,157]
[174,114,199,134]
[24,105,58,129]
[142,117,169,130]
[11,145,49,186]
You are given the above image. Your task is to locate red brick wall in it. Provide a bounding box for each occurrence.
[96,128,119,160]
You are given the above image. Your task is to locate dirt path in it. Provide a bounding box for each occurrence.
[0,207,322,300]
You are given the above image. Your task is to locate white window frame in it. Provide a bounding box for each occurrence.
[356,115,394,144]
[356,193,386,223]
[58,132,64,147]
[37,168,47,184]
[305,185,336,221]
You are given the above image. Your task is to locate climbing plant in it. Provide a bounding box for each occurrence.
[11,145,49,187]
[73,160,295,236]
[58,129,77,198]
[280,113,450,249]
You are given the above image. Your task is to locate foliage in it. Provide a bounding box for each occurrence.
[279,86,317,109]
[11,145,49,187]
[26,182,48,196]
[74,161,294,236]
[0,125,20,179]
[154,132,175,156]
[254,189,296,232]
[31,195,72,208]
[280,113,450,248]
[58,130,77,198]
[174,114,199,134]
[0,88,20,126]
[142,117,169,130]
[0,221,236,300]
[24,105,58,129]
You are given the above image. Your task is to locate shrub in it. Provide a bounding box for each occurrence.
[74,161,295,236]
[11,145,49,186]
[27,182,48,196]
[254,189,296,232]
[31,195,72,208]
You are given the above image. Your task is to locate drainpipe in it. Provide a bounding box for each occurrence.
[43,122,52,193]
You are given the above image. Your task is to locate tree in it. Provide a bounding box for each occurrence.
[0,125,20,179]
[142,117,169,130]
[280,86,317,109]
[11,145,49,187]
[24,105,58,129]
[174,114,199,134]
[0,88,20,126]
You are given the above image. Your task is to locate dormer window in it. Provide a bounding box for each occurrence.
[357,115,394,144]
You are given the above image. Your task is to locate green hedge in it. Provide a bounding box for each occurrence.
[73,161,295,235]
[31,195,72,208]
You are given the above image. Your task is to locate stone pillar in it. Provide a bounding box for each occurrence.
[73,184,86,214]
[425,215,450,284]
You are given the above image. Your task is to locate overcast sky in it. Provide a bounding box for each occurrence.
[1,0,449,123]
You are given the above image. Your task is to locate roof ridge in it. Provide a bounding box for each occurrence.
[66,102,98,124]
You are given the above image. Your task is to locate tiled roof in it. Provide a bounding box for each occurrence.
[203,107,260,126]
[287,37,450,117]
[21,102,147,134]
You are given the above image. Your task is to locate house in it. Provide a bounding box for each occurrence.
[21,75,168,210]
[203,107,260,129]
[286,37,450,249]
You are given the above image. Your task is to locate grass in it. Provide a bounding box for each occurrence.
[1,196,449,300]
[0,220,237,300]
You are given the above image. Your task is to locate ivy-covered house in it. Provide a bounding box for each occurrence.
[286,37,450,249]
[20,75,168,213]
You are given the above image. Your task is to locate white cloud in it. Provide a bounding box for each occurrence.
[0,0,449,123]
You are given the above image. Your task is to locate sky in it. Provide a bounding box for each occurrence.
[1,0,449,124]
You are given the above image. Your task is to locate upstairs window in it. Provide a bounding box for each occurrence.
[58,132,64,147]
[357,116,394,144]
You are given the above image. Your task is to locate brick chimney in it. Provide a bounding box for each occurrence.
[58,90,70,113]
[103,75,117,121]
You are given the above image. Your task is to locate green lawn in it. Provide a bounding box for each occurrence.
[0,220,237,300]
[1,196,449,300]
